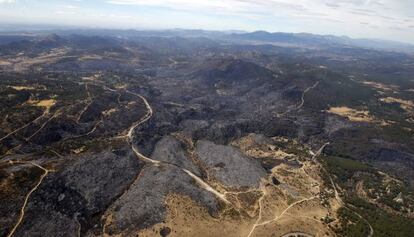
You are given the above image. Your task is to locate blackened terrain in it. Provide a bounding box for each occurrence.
[0,30,413,237]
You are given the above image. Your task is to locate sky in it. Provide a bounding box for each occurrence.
[0,0,413,43]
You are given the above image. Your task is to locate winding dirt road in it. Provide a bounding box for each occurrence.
[76,83,93,124]
[0,108,50,143]
[297,81,320,110]
[278,81,320,117]
[121,88,231,204]
[246,142,333,237]
[318,144,374,237]
[247,196,318,237]
[312,142,330,160]
[25,108,63,142]
[6,161,50,237]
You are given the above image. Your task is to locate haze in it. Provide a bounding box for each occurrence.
[0,0,413,43]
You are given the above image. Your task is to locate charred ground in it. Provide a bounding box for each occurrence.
[1,31,414,237]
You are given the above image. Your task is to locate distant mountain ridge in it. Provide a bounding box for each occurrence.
[229,30,414,53]
[0,27,413,53]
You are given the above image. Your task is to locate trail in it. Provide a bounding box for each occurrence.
[317,144,374,237]
[311,142,330,160]
[49,149,63,158]
[76,83,93,124]
[168,57,179,67]
[265,196,317,225]
[297,81,320,110]
[281,232,313,237]
[245,182,267,237]
[65,83,108,141]
[324,168,373,237]
[329,177,373,237]
[0,145,22,159]
[183,169,230,204]
[0,109,49,143]
[75,218,81,237]
[261,197,317,227]
[1,108,62,157]
[131,144,161,165]
[124,90,153,139]
[6,160,50,237]
[285,213,324,224]
[278,81,320,117]
[247,142,329,237]
[329,176,342,205]
[1,107,67,158]
[348,206,374,237]
[25,108,62,141]
[64,119,103,142]
[247,196,318,237]
[80,119,102,137]
[119,87,230,204]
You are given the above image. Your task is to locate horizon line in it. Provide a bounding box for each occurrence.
[0,23,413,47]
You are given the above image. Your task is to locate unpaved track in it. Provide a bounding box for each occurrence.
[349,206,374,237]
[25,108,63,141]
[258,196,317,227]
[76,83,93,124]
[246,182,267,237]
[247,196,318,237]
[183,169,230,204]
[1,107,63,158]
[0,109,49,143]
[64,119,103,142]
[246,142,328,237]
[6,161,50,237]
[317,143,374,237]
[279,81,320,116]
[297,81,320,110]
[312,142,329,160]
[120,88,231,204]
[281,232,313,237]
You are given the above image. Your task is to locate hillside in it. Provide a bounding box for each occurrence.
[0,31,414,237]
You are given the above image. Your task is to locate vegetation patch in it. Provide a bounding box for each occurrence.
[327,107,374,122]
[380,97,414,113]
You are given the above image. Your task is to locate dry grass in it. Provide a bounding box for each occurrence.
[125,135,341,237]
[380,97,414,112]
[28,99,56,110]
[327,107,374,122]
[251,212,335,237]
[232,134,295,159]
[72,146,86,154]
[82,74,102,81]
[10,48,70,71]
[79,55,104,61]
[136,194,253,237]
[114,84,127,89]
[102,108,117,117]
[8,86,36,91]
[363,81,399,93]
[0,60,11,66]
